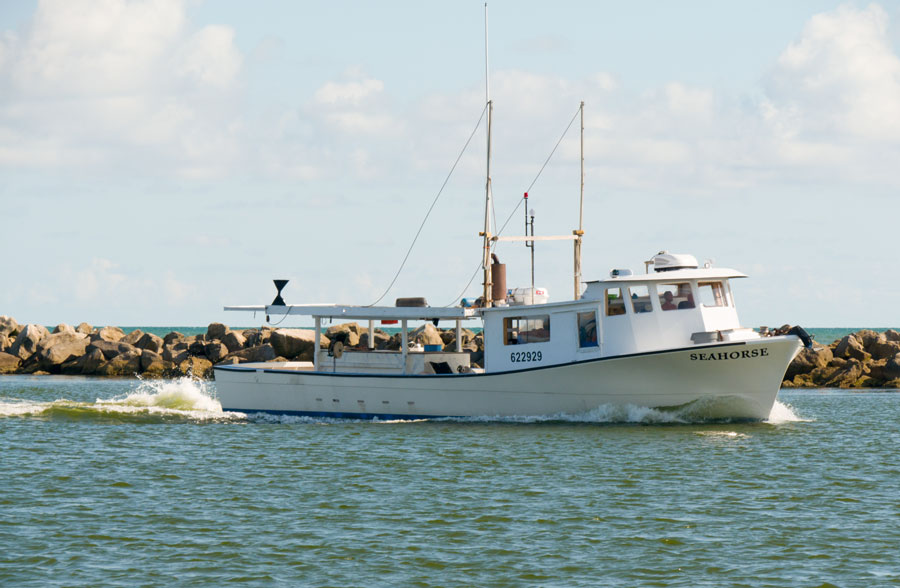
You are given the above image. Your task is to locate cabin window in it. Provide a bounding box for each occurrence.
[504,315,550,345]
[698,281,728,307]
[659,282,695,311]
[577,311,598,348]
[629,285,652,313]
[606,288,625,316]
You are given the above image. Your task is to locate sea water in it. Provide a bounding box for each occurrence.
[1,374,898,586]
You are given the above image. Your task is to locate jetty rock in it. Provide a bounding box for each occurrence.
[0,351,21,374]
[0,315,19,338]
[270,329,326,360]
[207,322,230,341]
[225,343,277,364]
[783,327,900,388]
[134,333,164,354]
[92,326,125,343]
[410,323,443,346]
[34,332,90,372]
[221,331,246,353]
[9,324,50,360]
[325,322,361,347]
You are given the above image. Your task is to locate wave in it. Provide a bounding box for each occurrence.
[0,377,245,423]
[241,399,806,426]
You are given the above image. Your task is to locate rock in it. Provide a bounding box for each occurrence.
[140,349,170,376]
[221,331,246,353]
[270,329,324,359]
[833,334,871,363]
[51,323,76,335]
[188,340,208,357]
[0,336,10,352]
[61,347,105,375]
[325,323,361,347]
[868,335,900,361]
[360,331,390,349]
[785,346,833,380]
[87,340,138,361]
[216,356,240,366]
[134,333,164,354]
[163,331,185,346]
[207,323,229,341]
[175,356,213,378]
[93,326,125,343]
[227,344,276,363]
[882,353,900,382]
[884,378,900,389]
[9,324,50,360]
[162,345,188,363]
[410,323,443,346]
[884,329,900,343]
[823,358,865,388]
[121,329,145,346]
[0,315,19,338]
[97,349,142,376]
[75,322,93,335]
[0,351,21,374]
[855,329,881,350]
[35,332,90,372]
[204,342,230,363]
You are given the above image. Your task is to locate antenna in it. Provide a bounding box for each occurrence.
[484,2,490,104]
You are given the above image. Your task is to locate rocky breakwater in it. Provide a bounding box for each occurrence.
[0,317,487,379]
[781,328,900,388]
[0,316,329,379]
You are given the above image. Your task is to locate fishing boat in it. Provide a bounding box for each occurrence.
[214,97,808,420]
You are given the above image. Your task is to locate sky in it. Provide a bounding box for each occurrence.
[1,0,898,328]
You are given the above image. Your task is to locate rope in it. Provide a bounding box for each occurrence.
[443,103,583,307]
[365,104,489,307]
[495,104,582,239]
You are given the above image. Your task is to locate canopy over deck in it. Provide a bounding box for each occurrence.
[224,304,479,321]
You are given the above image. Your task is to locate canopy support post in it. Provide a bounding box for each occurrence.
[314,316,321,372]
[401,319,408,374]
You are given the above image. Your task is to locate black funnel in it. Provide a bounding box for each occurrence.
[272,279,289,306]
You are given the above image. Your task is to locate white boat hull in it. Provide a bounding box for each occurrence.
[213,336,802,421]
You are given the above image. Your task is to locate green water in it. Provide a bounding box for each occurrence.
[1,376,898,586]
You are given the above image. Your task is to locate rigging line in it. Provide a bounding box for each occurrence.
[365,103,489,307]
[443,257,484,307]
[444,104,582,308]
[494,104,582,241]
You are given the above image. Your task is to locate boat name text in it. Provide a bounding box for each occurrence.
[690,348,769,361]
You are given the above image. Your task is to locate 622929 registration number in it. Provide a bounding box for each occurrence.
[510,351,542,363]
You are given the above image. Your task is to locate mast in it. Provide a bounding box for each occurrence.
[481,3,494,307]
[573,101,585,300]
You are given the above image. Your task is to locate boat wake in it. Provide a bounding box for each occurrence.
[0,377,244,423]
[241,399,806,425]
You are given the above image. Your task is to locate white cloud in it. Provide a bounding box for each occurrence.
[0,0,243,176]
[764,4,900,143]
[314,78,384,105]
[176,25,242,87]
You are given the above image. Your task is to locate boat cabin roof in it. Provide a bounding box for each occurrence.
[589,267,746,285]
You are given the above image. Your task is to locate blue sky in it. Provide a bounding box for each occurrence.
[1,1,898,328]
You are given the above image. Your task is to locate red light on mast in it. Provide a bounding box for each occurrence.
[524,192,528,199]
